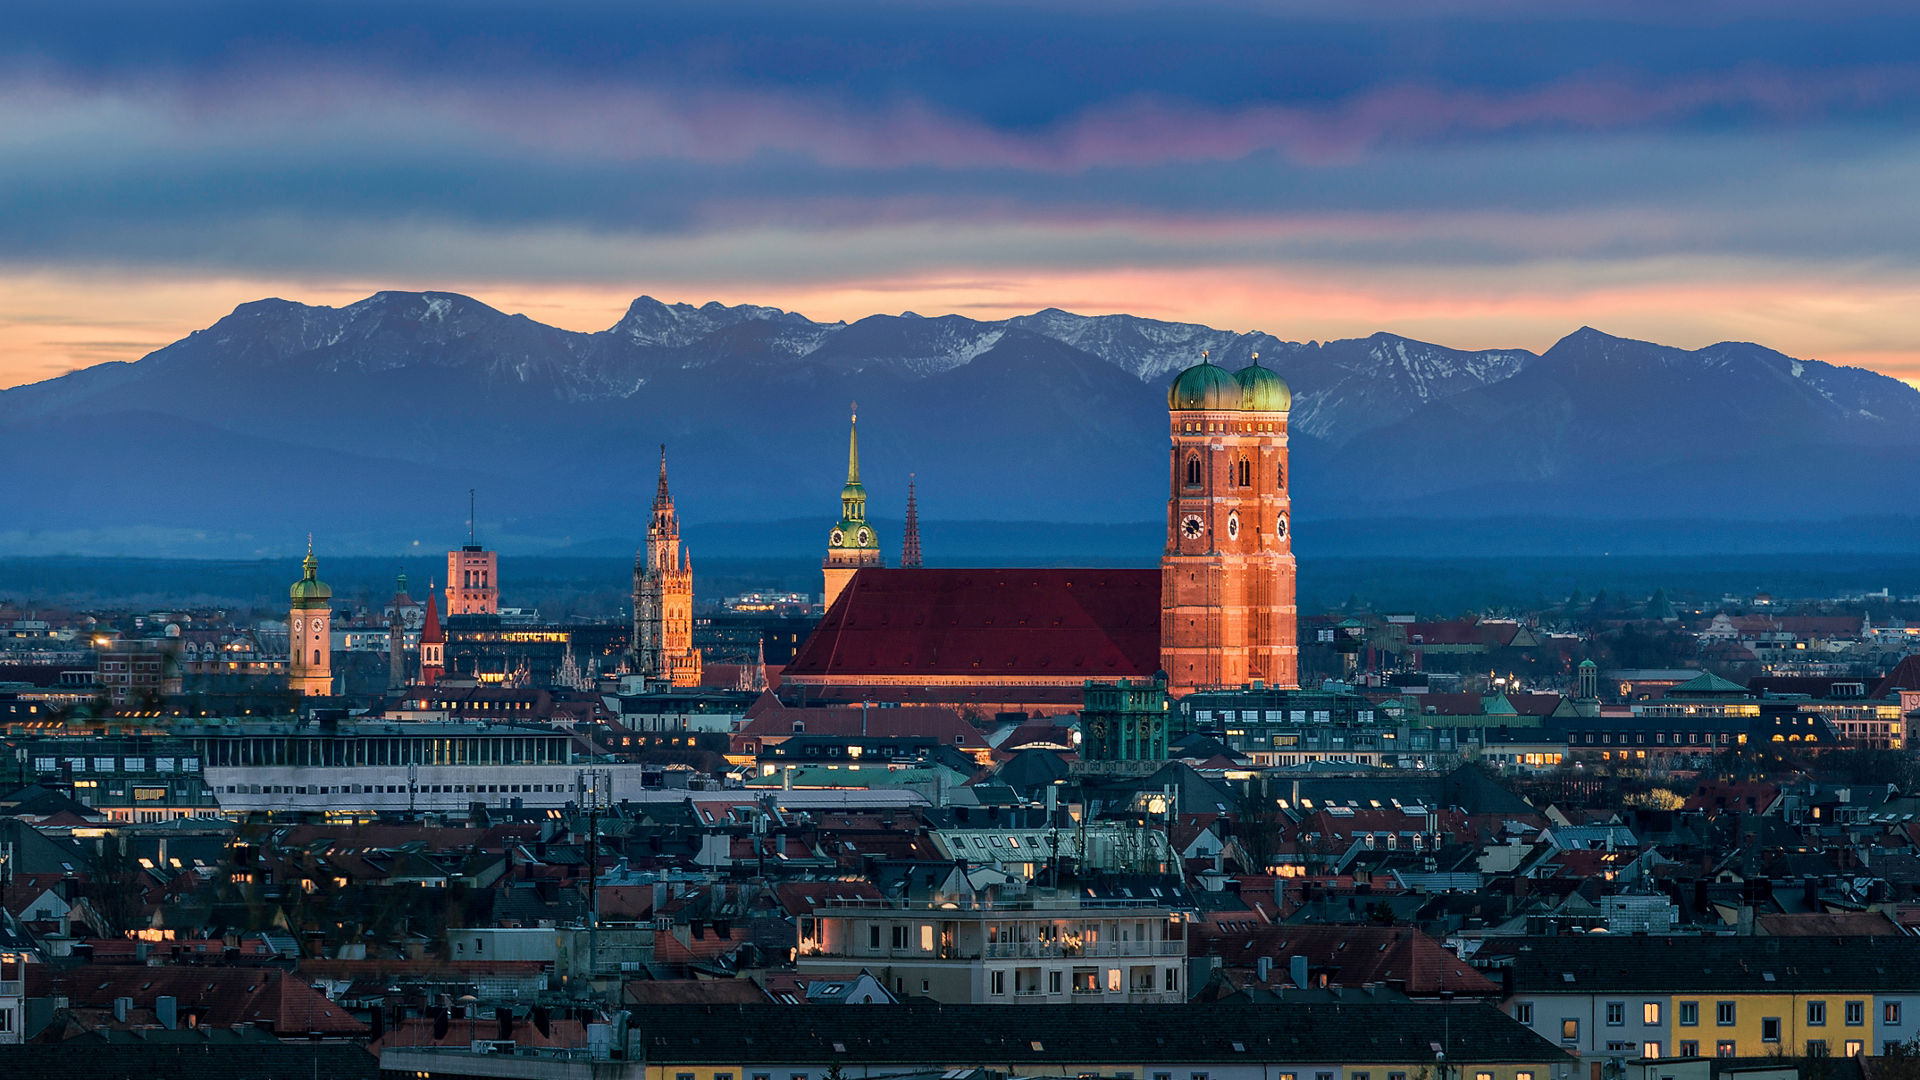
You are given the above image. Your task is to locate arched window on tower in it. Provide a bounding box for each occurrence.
[1236,458,1252,487]
[1184,454,1202,487]
[1277,462,1286,488]
[312,649,321,666]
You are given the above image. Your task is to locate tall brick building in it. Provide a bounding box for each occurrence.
[1159,353,1298,694]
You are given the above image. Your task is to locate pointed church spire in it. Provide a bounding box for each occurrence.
[846,402,862,484]
[654,444,672,506]
[901,474,923,568]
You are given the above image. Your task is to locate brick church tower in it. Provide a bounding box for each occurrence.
[633,447,703,687]
[1160,352,1298,695]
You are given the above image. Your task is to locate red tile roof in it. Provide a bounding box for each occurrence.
[1190,923,1496,996]
[784,569,1162,682]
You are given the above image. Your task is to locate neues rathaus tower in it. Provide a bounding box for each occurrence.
[633,447,703,687]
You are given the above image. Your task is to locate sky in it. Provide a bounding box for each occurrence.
[4,1,1920,390]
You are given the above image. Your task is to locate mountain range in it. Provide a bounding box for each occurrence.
[4,290,1918,558]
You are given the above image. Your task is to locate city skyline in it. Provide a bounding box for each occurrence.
[5,3,1920,389]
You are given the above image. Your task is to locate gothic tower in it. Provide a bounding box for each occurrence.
[289,539,334,697]
[900,474,923,569]
[822,405,884,610]
[1160,352,1297,695]
[633,447,704,687]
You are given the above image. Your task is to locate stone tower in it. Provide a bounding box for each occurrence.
[822,405,884,611]
[900,474,923,569]
[633,447,703,687]
[446,489,499,616]
[289,539,334,697]
[387,571,413,691]
[1159,352,1298,695]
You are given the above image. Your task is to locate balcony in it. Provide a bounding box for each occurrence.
[982,940,1184,960]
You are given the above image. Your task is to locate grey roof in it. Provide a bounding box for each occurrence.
[620,1002,1570,1066]
[1483,935,1920,994]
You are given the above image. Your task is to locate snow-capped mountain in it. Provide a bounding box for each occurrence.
[3,292,1916,555]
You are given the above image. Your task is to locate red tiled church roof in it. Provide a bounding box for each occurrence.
[785,568,1162,681]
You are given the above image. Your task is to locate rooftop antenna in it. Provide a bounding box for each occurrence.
[468,488,476,546]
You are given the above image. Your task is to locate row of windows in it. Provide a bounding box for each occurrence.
[222,782,565,795]
[1535,1001,1900,1038]
[1182,454,1286,489]
[985,965,1180,995]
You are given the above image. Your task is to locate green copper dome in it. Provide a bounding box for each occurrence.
[290,550,332,606]
[1167,359,1240,411]
[1237,360,1291,412]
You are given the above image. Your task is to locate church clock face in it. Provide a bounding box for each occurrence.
[830,528,845,546]
[1276,513,1289,539]
[1181,514,1204,540]
[1226,510,1240,540]
[857,527,871,546]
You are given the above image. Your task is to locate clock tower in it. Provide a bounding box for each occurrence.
[1160,352,1297,695]
[822,405,884,611]
[288,538,334,697]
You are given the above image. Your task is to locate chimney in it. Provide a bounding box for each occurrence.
[1256,956,1273,983]
[113,996,132,1023]
[1289,954,1309,989]
[157,995,178,1030]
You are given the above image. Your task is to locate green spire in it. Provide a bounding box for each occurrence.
[829,403,880,552]
[847,402,862,485]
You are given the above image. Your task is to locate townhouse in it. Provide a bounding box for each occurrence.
[1478,936,1920,1064]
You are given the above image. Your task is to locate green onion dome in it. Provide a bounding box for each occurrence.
[1167,357,1241,411]
[1236,357,1292,412]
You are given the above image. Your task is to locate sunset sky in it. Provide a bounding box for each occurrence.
[4,2,1919,390]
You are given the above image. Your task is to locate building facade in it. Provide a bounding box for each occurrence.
[822,408,884,612]
[798,900,1189,1004]
[1161,355,1298,695]
[633,448,703,688]
[447,545,499,616]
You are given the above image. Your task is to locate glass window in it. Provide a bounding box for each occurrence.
[1679,1042,1698,1058]
[1563,1019,1579,1041]
[1847,1001,1865,1026]
[1888,1002,1904,1025]
[1679,1002,1699,1026]
[1643,1043,1661,1059]
[1717,1001,1737,1026]
[1762,1018,1781,1042]
[1717,1042,1735,1058]
[1607,1002,1626,1025]
[1806,1041,1828,1058]
[1645,1003,1662,1025]
[1847,1041,1864,1057]
[1809,1001,1827,1026]
[1515,1003,1533,1024]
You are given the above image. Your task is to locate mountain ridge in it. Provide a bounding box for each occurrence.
[4,290,1916,557]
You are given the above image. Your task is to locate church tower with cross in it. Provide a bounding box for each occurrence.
[1160,351,1298,694]
[822,404,885,611]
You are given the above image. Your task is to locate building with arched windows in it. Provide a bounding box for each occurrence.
[783,356,1299,713]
